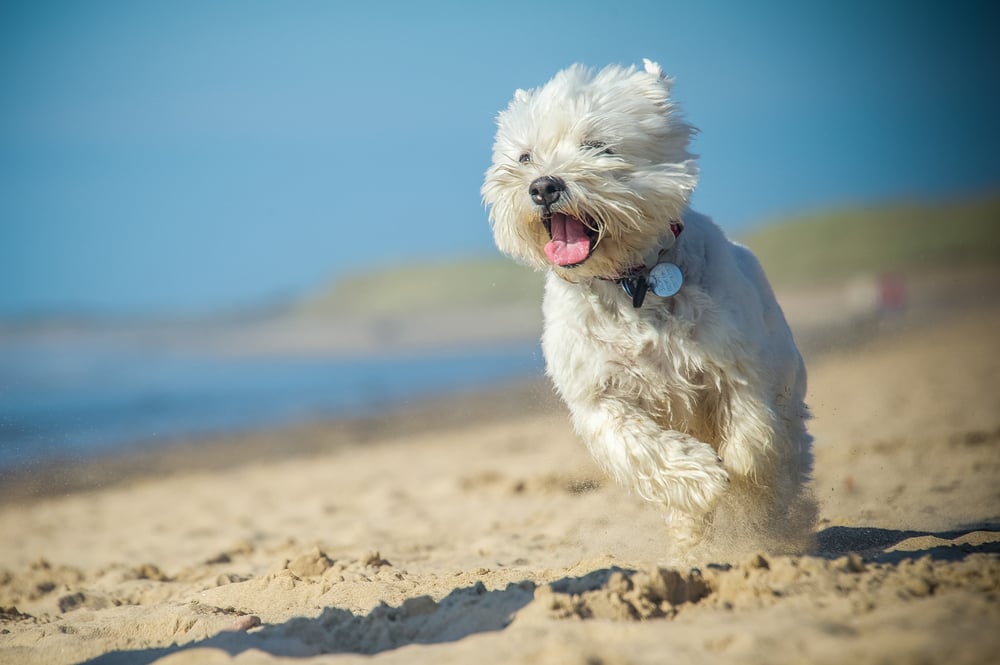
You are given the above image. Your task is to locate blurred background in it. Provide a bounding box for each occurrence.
[2,1,998,471]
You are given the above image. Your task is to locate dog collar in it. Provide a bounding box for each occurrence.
[614,221,683,308]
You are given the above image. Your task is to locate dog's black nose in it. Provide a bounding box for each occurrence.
[528,176,566,207]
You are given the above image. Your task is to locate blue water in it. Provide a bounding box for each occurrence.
[0,335,544,469]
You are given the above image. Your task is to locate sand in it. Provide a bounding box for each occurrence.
[1,302,999,665]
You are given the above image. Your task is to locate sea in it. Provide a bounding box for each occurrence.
[0,329,544,470]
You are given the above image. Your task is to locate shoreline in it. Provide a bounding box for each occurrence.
[0,376,560,505]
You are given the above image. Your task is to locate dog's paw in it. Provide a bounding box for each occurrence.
[682,448,730,514]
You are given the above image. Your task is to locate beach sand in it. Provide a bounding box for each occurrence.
[2,300,999,664]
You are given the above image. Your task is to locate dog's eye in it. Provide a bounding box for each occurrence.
[517,152,532,163]
[583,140,613,155]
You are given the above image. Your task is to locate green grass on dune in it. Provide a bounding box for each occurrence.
[300,195,999,317]
[297,257,544,318]
[741,195,1000,288]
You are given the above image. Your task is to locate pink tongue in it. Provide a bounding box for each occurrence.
[544,213,591,266]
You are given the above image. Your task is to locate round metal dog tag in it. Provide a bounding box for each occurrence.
[649,262,683,297]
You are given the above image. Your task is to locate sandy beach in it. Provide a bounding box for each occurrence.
[2,294,999,664]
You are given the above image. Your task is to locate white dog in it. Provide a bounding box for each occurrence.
[482,60,816,559]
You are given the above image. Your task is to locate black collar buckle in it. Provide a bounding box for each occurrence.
[619,274,649,308]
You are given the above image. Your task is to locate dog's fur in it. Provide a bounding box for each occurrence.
[482,60,816,560]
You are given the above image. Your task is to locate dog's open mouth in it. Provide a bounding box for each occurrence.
[543,212,599,267]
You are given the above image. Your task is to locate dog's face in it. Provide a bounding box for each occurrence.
[482,60,699,280]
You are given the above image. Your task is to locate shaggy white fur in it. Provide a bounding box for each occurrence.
[482,60,817,559]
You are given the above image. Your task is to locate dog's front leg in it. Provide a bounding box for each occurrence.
[570,399,730,517]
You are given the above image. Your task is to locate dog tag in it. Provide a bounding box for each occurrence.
[649,262,683,297]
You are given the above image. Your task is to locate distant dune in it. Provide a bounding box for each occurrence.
[295,258,544,319]
[741,194,1000,287]
[275,195,1000,355]
[300,195,999,317]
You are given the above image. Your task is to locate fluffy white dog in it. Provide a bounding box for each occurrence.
[482,60,816,559]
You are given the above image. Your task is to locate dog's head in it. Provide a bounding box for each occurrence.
[482,60,698,280]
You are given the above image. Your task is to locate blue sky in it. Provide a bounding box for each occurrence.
[2,1,998,316]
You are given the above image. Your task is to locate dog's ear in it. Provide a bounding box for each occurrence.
[643,59,665,79]
[642,58,675,90]
[642,58,674,105]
